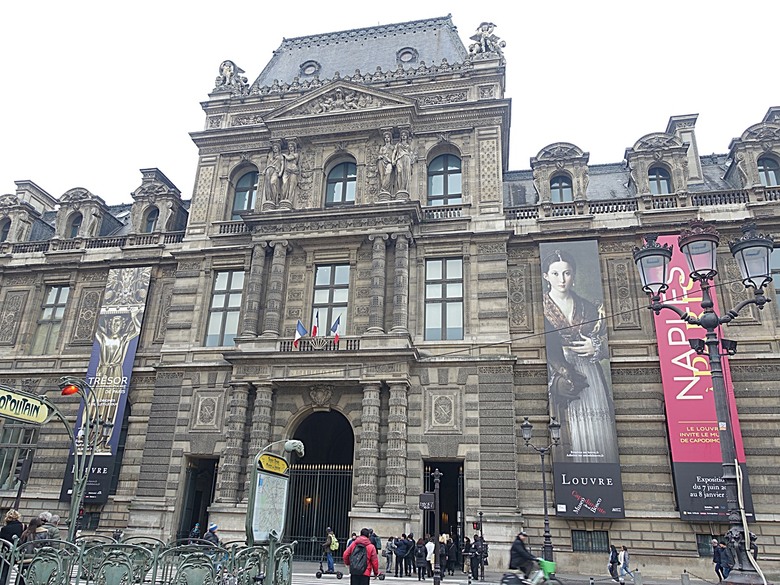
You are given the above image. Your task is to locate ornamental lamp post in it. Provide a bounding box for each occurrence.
[632,221,773,585]
[59,376,102,542]
[521,416,561,562]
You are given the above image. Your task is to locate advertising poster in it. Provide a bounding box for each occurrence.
[60,266,152,504]
[540,240,625,518]
[653,235,753,519]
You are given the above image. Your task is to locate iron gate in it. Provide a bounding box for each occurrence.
[284,463,353,561]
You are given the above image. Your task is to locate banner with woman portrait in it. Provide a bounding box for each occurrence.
[60,266,152,504]
[539,241,625,518]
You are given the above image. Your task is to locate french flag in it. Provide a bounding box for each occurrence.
[293,320,308,348]
[311,310,319,338]
[330,315,341,345]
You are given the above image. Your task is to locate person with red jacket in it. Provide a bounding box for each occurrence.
[343,527,380,585]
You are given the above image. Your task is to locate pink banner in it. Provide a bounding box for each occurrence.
[655,236,751,517]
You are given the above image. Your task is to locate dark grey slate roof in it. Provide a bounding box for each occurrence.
[254,15,470,87]
[587,163,631,200]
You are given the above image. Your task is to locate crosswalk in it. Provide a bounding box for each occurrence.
[291,570,485,585]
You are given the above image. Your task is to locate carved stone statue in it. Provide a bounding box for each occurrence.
[377,131,395,195]
[468,22,506,58]
[393,129,413,195]
[262,142,284,207]
[281,140,300,206]
[214,60,249,95]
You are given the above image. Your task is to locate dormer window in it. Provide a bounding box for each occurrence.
[648,167,672,195]
[550,175,573,203]
[143,206,159,233]
[67,213,83,238]
[758,156,779,187]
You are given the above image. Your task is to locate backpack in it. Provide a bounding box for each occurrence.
[330,535,340,551]
[350,542,368,575]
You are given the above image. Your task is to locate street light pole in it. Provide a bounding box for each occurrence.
[633,222,774,585]
[521,416,561,562]
[432,468,442,585]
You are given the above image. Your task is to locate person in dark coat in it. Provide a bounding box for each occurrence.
[446,538,458,575]
[719,542,734,579]
[711,539,723,582]
[0,510,24,585]
[608,544,619,581]
[414,538,428,581]
[405,534,415,576]
[395,534,409,577]
[510,532,537,578]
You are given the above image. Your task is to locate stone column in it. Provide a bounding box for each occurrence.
[366,234,388,334]
[356,382,381,509]
[240,242,267,336]
[216,382,250,503]
[249,382,274,456]
[261,240,289,337]
[391,232,411,333]
[384,382,409,508]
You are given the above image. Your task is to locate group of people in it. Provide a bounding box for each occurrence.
[0,509,62,585]
[188,522,221,546]
[608,545,633,582]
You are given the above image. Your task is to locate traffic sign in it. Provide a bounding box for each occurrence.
[419,492,435,510]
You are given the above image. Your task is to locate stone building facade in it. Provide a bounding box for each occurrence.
[0,15,779,577]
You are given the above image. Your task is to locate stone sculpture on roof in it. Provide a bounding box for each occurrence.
[214,60,249,96]
[469,22,506,60]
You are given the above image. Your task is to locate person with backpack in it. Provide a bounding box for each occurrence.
[414,537,428,581]
[394,534,409,577]
[324,527,339,573]
[343,527,380,585]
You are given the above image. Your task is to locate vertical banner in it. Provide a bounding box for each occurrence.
[654,236,753,519]
[60,267,152,504]
[540,241,625,518]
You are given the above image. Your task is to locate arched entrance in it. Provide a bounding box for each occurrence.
[285,410,354,560]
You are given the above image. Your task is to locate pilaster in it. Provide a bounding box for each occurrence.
[366,234,388,334]
[356,382,381,510]
[261,240,289,337]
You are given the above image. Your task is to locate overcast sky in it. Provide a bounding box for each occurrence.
[1,1,776,206]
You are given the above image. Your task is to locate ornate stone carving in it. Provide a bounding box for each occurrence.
[0,290,27,345]
[72,289,102,343]
[291,87,387,116]
[479,137,501,202]
[214,60,249,96]
[606,259,641,330]
[508,266,532,332]
[231,114,263,126]
[468,22,506,61]
[309,385,333,407]
[418,92,467,106]
[155,283,174,343]
[478,243,505,255]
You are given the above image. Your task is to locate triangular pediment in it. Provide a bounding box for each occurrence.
[263,81,415,122]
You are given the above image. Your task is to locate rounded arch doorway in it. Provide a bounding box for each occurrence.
[285,410,354,560]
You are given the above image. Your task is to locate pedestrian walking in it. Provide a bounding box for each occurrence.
[618,546,634,579]
[343,527,380,585]
[711,539,723,582]
[719,542,734,579]
[461,537,471,575]
[608,544,619,581]
[446,537,458,576]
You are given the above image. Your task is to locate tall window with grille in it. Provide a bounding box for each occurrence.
[0,422,38,490]
[425,258,463,340]
[571,529,609,553]
[204,270,245,346]
[31,285,69,355]
[312,264,350,335]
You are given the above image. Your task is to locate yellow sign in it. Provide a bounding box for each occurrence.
[0,388,49,425]
[258,453,289,476]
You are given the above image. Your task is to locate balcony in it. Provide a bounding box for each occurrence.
[279,337,360,352]
[4,231,185,255]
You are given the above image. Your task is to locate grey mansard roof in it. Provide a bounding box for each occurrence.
[253,15,470,87]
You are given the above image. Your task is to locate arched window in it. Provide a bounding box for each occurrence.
[0,219,10,243]
[758,156,780,187]
[427,154,462,206]
[232,171,259,219]
[550,175,573,203]
[143,206,159,233]
[648,167,672,195]
[67,213,83,238]
[326,162,357,206]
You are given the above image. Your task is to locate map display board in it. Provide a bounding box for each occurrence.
[249,453,290,542]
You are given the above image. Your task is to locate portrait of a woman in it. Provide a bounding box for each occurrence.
[542,248,618,463]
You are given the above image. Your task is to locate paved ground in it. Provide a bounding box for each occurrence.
[289,561,713,585]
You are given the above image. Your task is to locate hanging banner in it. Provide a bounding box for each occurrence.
[653,235,753,519]
[540,241,624,518]
[60,266,152,504]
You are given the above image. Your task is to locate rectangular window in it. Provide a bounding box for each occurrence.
[771,248,780,296]
[696,534,717,558]
[312,264,350,335]
[205,270,245,346]
[425,258,463,340]
[571,529,609,553]
[0,422,38,490]
[31,285,69,354]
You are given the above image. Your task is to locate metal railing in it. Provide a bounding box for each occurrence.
[0,535,294,585]
[278,337,359,352]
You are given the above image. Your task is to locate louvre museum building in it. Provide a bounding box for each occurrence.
[0,15,778,577]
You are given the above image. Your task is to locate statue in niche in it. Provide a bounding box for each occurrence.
[281,140,300,205]
[393,129,413,195]
[262,142,284,207]
[377,130,395,194]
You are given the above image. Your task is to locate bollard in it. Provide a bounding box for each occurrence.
[681,571,690,585]
[634,570,643,585]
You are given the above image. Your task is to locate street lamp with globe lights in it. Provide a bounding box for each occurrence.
[632,221,773,584]
[521,416,561,562]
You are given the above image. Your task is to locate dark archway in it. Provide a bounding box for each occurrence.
[285,410,354,560]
